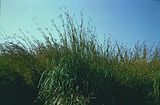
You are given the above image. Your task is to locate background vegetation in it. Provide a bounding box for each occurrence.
[0,12,160,105]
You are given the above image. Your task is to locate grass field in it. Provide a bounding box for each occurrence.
[0,13,160,105]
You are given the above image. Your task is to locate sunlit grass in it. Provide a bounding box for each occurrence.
[0,12,160,105]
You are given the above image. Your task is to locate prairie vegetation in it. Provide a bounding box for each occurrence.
[0,13,160,105]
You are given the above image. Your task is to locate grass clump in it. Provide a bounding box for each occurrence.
[0,63,37,105]
[0,12,160,105]
[0,37,42,105]
[34,12,160,105]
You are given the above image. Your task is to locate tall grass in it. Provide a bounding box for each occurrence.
[0,31,42,105]
[0,12,160,105]
[34,12,160,105]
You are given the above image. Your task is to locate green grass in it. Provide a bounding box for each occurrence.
[0,12,160,105]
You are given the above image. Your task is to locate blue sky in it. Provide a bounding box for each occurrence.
[1,0,160,44]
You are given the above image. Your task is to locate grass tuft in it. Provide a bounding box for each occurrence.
[0,12,160,105]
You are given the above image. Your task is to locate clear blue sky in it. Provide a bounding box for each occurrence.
[1,0,160,44]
